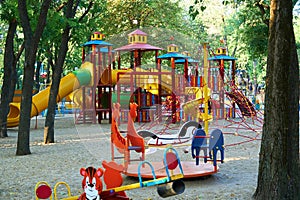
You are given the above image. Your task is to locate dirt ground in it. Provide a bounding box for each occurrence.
[0,115,262,199]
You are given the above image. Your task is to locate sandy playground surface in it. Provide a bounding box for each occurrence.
[0,115,262,200]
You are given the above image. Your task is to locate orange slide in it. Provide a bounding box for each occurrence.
[7,62,94,127]
[111,102,145,170]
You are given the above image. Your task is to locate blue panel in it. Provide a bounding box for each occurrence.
[158,52,189,60]
[82,40,113,46]
[208,55,237,61]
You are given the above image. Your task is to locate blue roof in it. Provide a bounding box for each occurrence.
[99,47,115,53]
[86,47,115,54]
[175,58,199,64]
[208,55,237,61]
[82,40,113,47]
[157,52,188,60]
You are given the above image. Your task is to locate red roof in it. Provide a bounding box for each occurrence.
[114,43,163,51]
[93,31,102,35]
[128,29,148,36]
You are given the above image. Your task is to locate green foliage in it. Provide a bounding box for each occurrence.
[225,8,269,59]
[37,1,108,72]
[0,1,18,21]
[102,0,185,35]
[188,0,271,85]
[225,3,269,83]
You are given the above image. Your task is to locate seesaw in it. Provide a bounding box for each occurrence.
[103,146,185,198]
[35,147,185,200]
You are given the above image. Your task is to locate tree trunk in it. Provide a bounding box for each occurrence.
[46,57,51,84]
[17,62,35,155]
[35,61,42,92]
[0,19,17,138]
[44,0,78,144]
[253,0,300,199]
[16,0,52,155]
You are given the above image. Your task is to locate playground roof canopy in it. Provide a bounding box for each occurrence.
[175,58,199,64]
[114,43,163,51]
[128,29,148,36]
[158,52,189,60]
[82,40,113,47]
[208,55,237,61]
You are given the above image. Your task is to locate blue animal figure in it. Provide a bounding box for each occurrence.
[191,124,209,165]
[209,129,225,166]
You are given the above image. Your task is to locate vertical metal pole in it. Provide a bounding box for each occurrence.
[231,60,236,118]
[157,58,162,122]
[203,43,209,134]
[220,59,225,119]
[171,57,176,123]
[82,47,85,62]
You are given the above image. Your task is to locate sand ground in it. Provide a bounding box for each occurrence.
[0,115,262,200]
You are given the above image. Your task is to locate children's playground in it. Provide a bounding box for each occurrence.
[3,30,264,199]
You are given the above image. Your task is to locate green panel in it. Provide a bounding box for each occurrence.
[112,92,132,108]
[73,69,91,86]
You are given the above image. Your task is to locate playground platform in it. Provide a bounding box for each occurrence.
[124,161,218,179]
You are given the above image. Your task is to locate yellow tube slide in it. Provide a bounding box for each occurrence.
[7,62,93,127]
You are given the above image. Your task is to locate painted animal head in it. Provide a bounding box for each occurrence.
[80,167,103,200]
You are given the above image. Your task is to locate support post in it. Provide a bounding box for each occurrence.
[203,43,209,134]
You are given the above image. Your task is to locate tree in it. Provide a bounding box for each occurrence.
[253,0,300,198]
[16,0,51,155]
[43,0,81,143]
[0,19,17,138]
[0,1,24,138]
